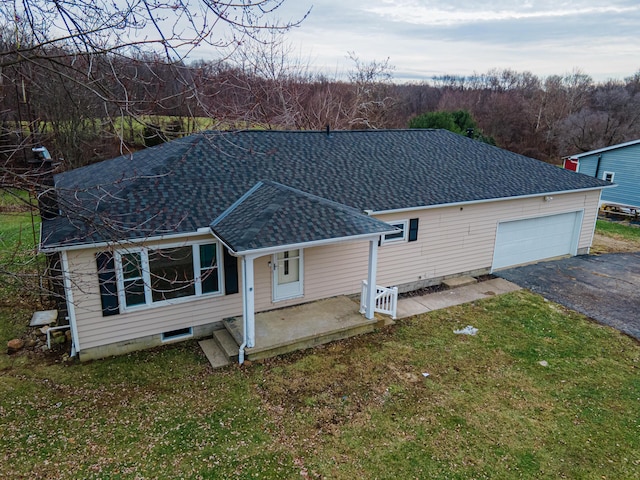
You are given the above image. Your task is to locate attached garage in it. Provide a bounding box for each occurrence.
[492,211,583,271]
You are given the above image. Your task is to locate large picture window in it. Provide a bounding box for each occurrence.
[115,242,221,310]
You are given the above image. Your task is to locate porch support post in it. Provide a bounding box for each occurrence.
[242,254,256,349]
[366,238,379,320]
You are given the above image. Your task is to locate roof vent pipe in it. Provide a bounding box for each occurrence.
[326,125,330,136]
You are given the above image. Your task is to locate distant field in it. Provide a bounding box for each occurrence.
[0,190,37,259]
[0,190,40,346]
[6,116,256,149]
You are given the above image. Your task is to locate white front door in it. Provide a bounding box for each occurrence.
[272,249,303,301]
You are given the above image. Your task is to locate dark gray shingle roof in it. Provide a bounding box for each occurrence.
[210,181,396,253]
[41,129,610,249]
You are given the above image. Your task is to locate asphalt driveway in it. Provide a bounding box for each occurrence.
[495,253,640,341]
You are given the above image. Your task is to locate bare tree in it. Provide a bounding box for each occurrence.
[345,53,396,129]
[0,1,308,166]
[0,1,307,310]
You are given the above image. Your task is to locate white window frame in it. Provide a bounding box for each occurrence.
[602,171,615,182]
[381,220,408,245]
[114,240,223,313]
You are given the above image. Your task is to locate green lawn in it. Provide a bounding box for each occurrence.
[596,218,640,241]
[1,291,638,479]
[1,198,639,478]
[0,190,41,351]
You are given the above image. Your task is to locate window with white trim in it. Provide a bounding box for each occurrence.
[602,171,615,182]
[382,220,408,244]
[115,241,221,310]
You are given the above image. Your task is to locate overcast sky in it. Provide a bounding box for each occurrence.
[266,0,640,83]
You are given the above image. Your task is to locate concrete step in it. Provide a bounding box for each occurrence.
[213,328,239,363]
[244,320,377,362]
[198,339,231,369]
[442,276,477,289]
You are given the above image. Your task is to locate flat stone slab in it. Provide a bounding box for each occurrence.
[30,310,58,327]
[443,276,477,289]
[395,297,433,318]
[396,278,521,319]
[198,339,232,369]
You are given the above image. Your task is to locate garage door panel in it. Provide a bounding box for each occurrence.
[493,212,582,270]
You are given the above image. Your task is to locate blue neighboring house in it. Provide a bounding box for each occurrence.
[563,139,640,212]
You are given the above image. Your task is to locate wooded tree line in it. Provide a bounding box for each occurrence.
[3,34,640,174]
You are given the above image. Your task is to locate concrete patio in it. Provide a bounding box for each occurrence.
[199,277,522,368]
[199,295,382,366]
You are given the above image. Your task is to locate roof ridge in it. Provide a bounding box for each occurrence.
[261,180,364,214]
[200,128,440,134]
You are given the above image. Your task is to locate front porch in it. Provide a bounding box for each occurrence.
[199,295,387,366]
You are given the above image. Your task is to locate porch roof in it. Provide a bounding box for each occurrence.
[209,181,396,254]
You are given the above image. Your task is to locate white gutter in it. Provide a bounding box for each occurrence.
[217,230,392,258]
[60,251,80,356]
[239,256,247,364]
[40,228,215,253]
[367,186,615,216]
[586,190,605,254]
[562,138,640,159]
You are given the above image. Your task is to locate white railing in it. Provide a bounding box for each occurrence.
[360,280,398,320]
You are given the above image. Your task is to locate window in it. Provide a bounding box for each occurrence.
[115,242,221,310]
[121,251,146,307]
[161,327,193,342]
[382,220,408,244]
[602,171,615,182]
[199,244,219,294]
[150,246,195,302]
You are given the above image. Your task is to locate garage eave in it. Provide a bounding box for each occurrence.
[367,186,613,216]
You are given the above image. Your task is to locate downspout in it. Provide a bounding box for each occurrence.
[238,256,247,364]
[60,251,80,357]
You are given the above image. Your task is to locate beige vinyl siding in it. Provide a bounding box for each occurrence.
[66,235,244,351]
[66,190,601,352]
[253,240,369,311]
[375,190,600,287]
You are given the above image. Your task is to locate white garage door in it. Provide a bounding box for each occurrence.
[492,211,583,271]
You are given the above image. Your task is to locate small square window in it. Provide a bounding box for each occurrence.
[382,221,408,244]
[602,171,615,182]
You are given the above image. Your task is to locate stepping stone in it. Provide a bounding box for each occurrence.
[30,310,58,327]
[198,339,231,369]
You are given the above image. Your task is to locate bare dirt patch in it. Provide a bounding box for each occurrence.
[591,232,640,254]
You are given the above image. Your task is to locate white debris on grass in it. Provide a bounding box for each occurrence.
[422,372,430,377]
[538,360,549,367]
[454,325,478,335]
